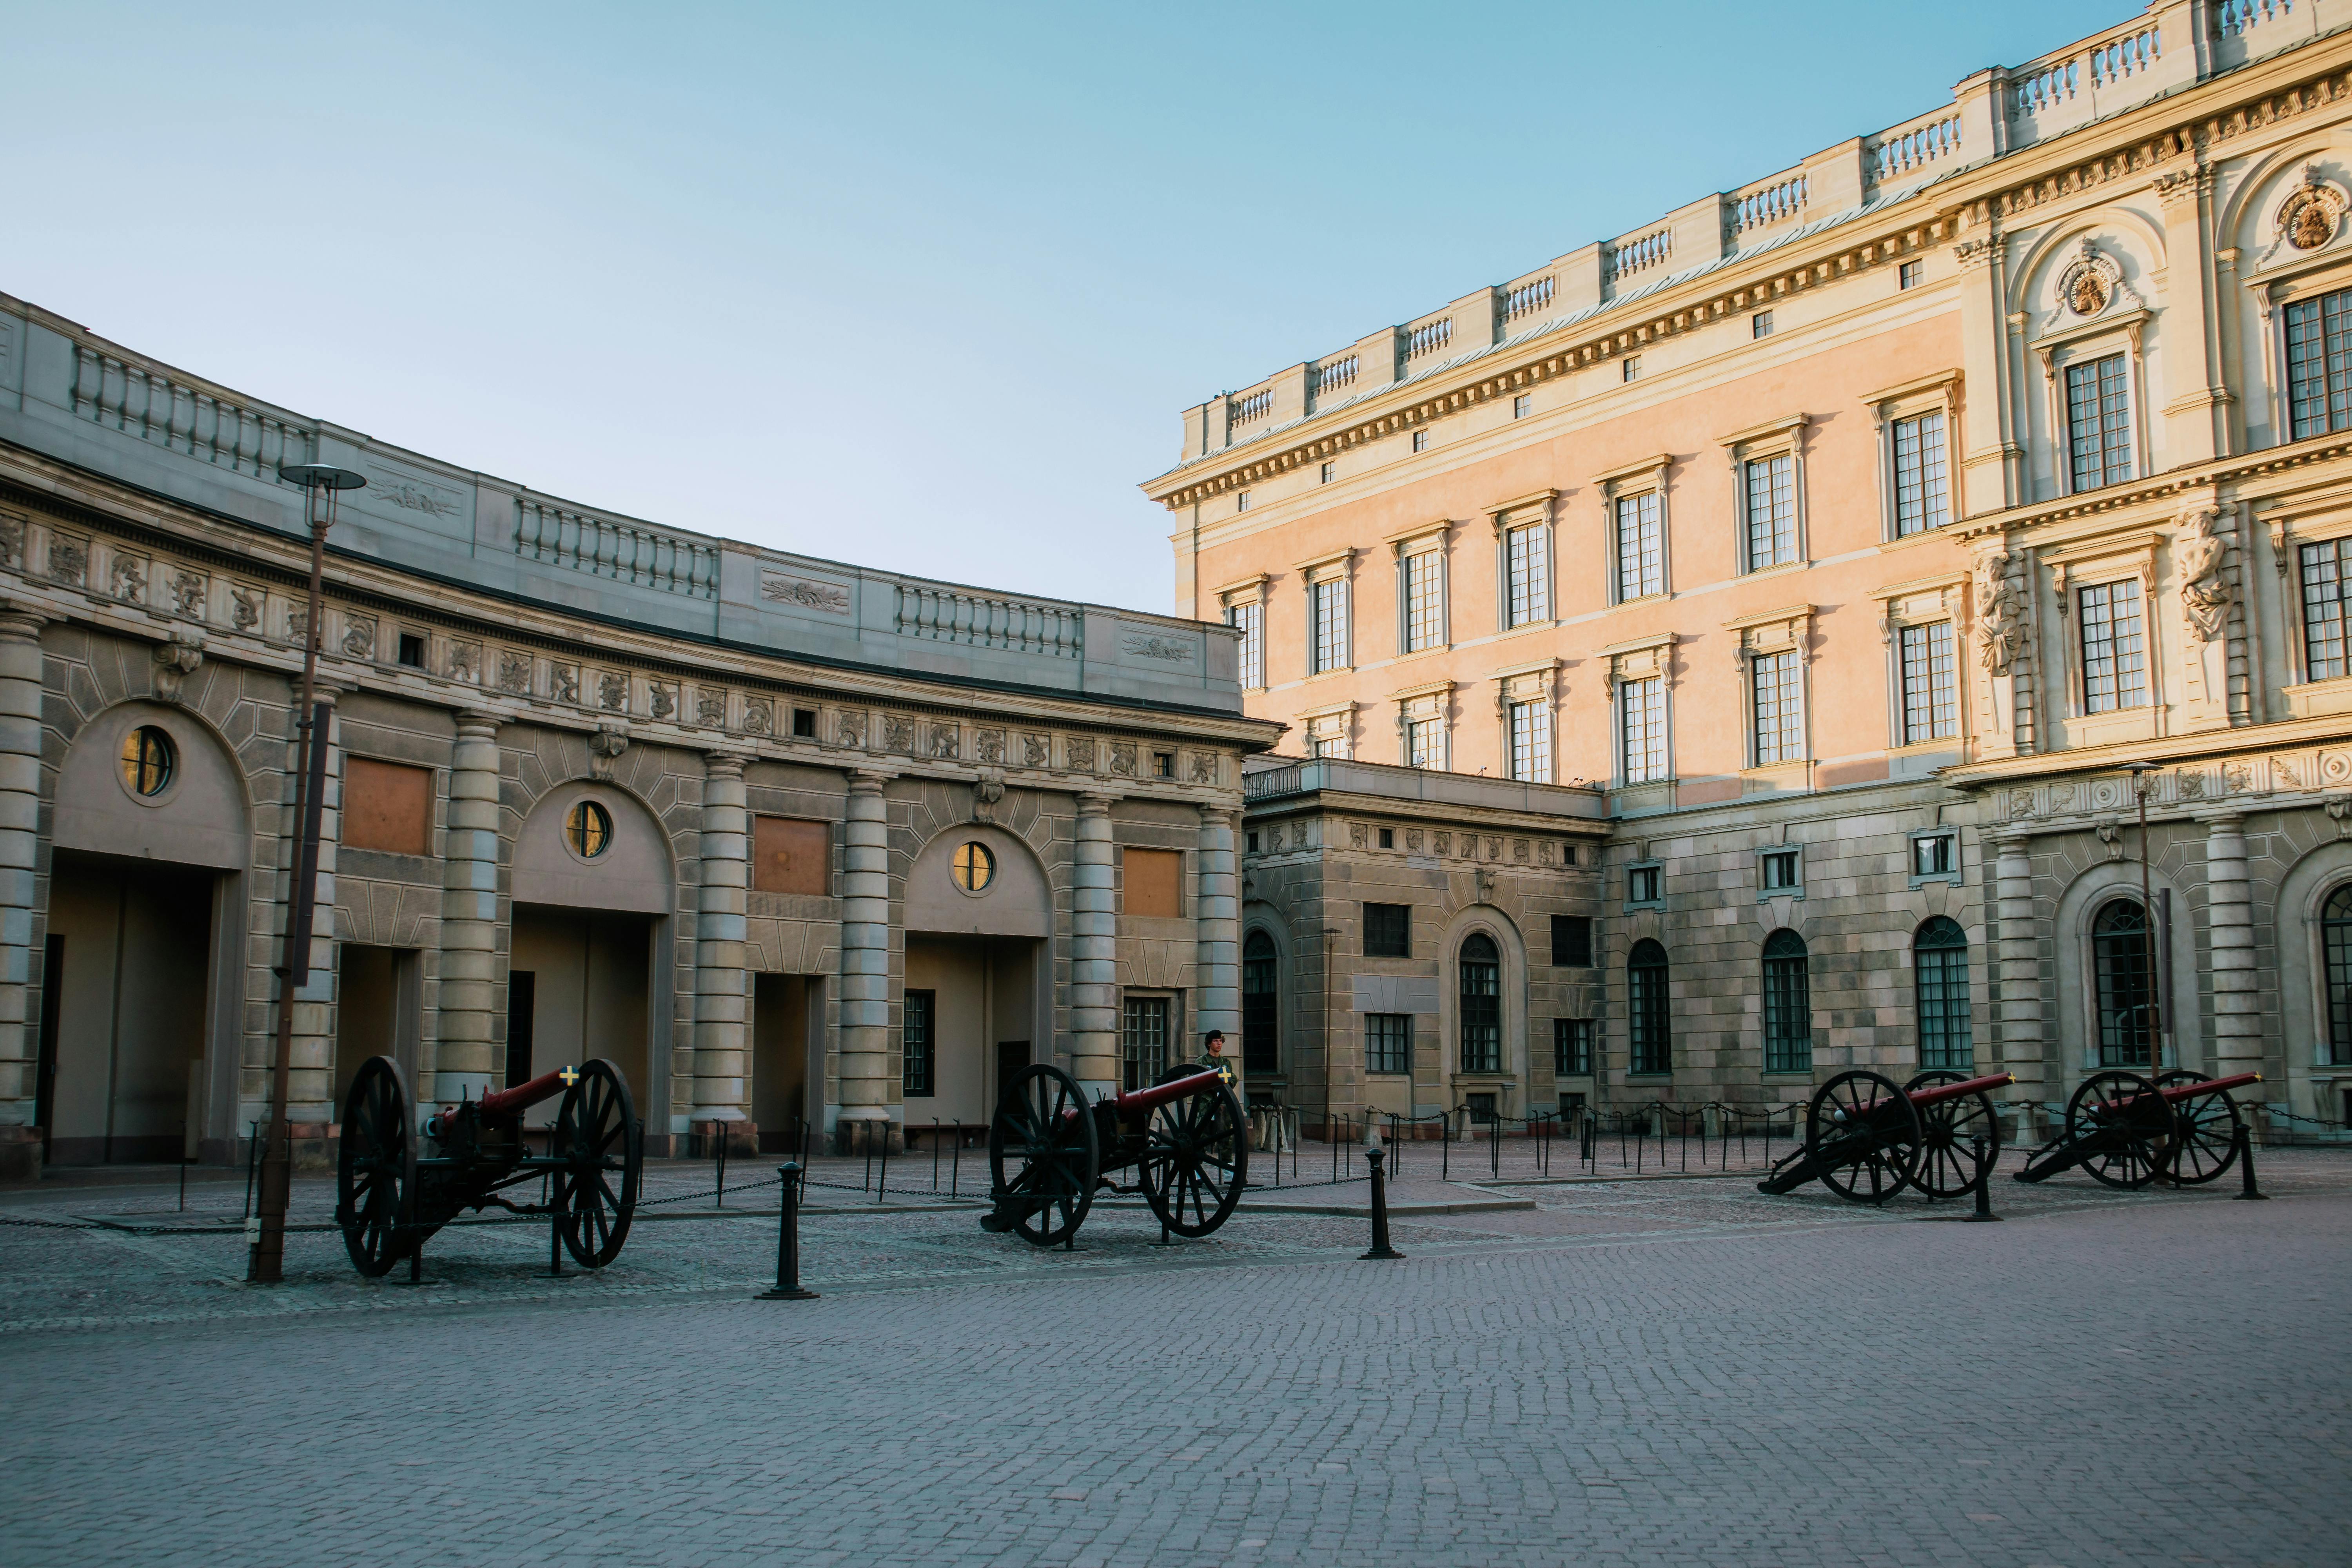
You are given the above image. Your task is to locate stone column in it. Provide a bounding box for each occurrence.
[835,769,892,1151]
[1071,792,1119,1098]
[694,754,751,1140]
[434,713,501,1109]
[0,610,42,1180]
[1194,802,1240,1065]
[1994,833,2045,1140]
[2203,813,2263,1089]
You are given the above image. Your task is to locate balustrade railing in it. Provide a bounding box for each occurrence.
[1869,113,1963,184]
[1404,318,1453,359]
[2012,20,2160,120]
[893,583,1083,658]
[1229,387,1272,426]
[2218,0,2292,35]
[1609,229,1672,282]
[69,347,308,483]
[1731,174,1808,236]
[1503,275,1554,321]
[1310,356,1357,397]
[512,499,720,599]
[1242,764,1302,799]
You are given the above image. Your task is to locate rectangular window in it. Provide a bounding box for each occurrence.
[1505,524,1550,627]
[1762,954,1812,1074]
[1551,915,1593,968]
[902,989,935,1097]
[1554,1017,1594,1077]
[1898,621,1959,743]
[1891,410,1949,536]
[1412,429,1430,453]
[1236,491,1251,512]
[342,757,434,857]
[791,707,818,738]
[1899,259,1924,289]
[1377,828,1393,849]
[1320,461,1337,484]
[752,815,831,896]
[1310,577,1349,673]
[1226,600,1264,689]
[1121,995,1170,1093]
[2302,539,2350,681]
[1620,676,1665,783]
[2079,579,2148,713]
[1508,699,1551,783]
[1627,864,1662,905]
[1750,649,1802,766]
[1614,493,1663,601]
[1752,311,1774,339]
[1402,551,1443,652]
[1513,393,1533,419]
[1363,902,1411,958]
[1122,848,1182,918]
[396,632,426,668]
[1622,357,1640,383]
[2065,352,2134,492]
[1366,1013,1412,1075]
[2284,287,2352,439]
[1760,848,1801,891]
[1744,454,1795,569]
[1406,716,1443,769]
[1912,832,1956,879]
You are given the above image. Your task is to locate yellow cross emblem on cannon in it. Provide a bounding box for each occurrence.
[559,1065,579,1087]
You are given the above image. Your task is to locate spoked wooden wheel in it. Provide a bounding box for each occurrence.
[2154,1070,2241,1186]
[1137,1065,1249,1238]
[1807,1070,1924,1205]
[336,1056,415,1278]
[1905,1068,1999,1200]
[2067,1071,2176,1190]
[554,1059,642,1267]
[986,1064,1100,1247]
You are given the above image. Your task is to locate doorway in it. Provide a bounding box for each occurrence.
[42,851,218,1164]
[510,906,654,1114]
[902,935,1037,1128]
[335,945,421,1119]
[752,973,819,1152]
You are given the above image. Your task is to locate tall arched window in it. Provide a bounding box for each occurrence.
[2092,898,2154,1067]
[2325,887,2352,1066]
[1915,916,1972,1070]
[1241,930,1279,1075]
[1458,932,1501,1073]
[1761,929,1811,1074]
[1628,938,1670,1076]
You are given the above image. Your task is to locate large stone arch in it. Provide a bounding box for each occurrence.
[1434,902,1527,1117]
[2272,833,2352,1125]
[903,821,1053,938]
[512,779,675,915]
[2049,854,2204,1086]
[53,699,250,871]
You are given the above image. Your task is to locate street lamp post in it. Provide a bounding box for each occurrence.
[248,461,366,1284]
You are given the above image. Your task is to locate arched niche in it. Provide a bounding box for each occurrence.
[53,700,250,870]
[512,782,674,914]
[2272,835,2352,1121]
[903,822,1051,938]
[1435,903,1527,1109]
[2049,857,2204,1080]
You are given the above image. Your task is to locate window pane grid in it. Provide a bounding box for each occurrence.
[1225,601,1263,689]
[1508,699,1551,782]
[2065,352,2134,492]
[1899,621,1959,743]
[1761,934,1811,1074]
[1458,945,1501,1074]
[1367,1014,1412,1076]
[1915,919,1972,1070]
[1122,996,1171,1092]
[1620,677,1666,784]
[2285,289,2352,440]
[1750,649,1802,765]
[1506,525,1550,626]
[1892,410,1949,535]
[2302,539,2349,682]
[2092,902,2155,1067]
[1241,932,1278,1074]
[1402,551,1443,652]
[1310,578,1349,674]
[1554,1018,1593,1077]
[1406,716,1443,769]
[902,989,934,1096]
[1628,942,1670,1076]
[1744,454,1795,568]
[2079,579,2147,713]
[2326,889,2352,1066]
[1614,493,1662,600]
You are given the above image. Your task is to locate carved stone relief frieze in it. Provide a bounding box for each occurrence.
[1021,733,1049,769]
[596,671,629,712]
[1067,737,1096,772]
[834,709,865,749]
[341,614,377,660]
[447,642,481,684]
[496,649,533,693]
[0,514,23,570]
[648,681,678,721]
[975,728,1005,766]
[170,569,206,619]
[1188,752,1215,784]
[1108,741,1137,777]
[49,535,87,587]
[109,554,147,604]
[928,722,959,760]
[229,585,261,632]
[550,662,581,705]
[742,697,775,737]
[695,687,727,727]
[883,714,915,753]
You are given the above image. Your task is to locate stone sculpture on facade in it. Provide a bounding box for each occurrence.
[1975,549,2026,675]
[2178,508,2233,644]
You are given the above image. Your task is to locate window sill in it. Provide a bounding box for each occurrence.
[2282,677,2352,720]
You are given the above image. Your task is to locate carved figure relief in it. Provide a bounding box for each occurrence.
[2279,172,2347,251]
[696,687,727,727]
[550,663,581,705]
[1514,839,1529,862]
[588,721,630,780]
[0,514,22,569]
[1189,752,1215,784]
[2178,770,2207,799]
[972,770,1005,824]
[1108,741,1137,777]
[109,555,147,603]
[928,723,959,760]
[742,698,775,737]
[171,570,207,619]
[2176,508,2233,644]
[649,681,677,721]
[152,631,204,704]
[1406,829,1424,852]
[448,642,481,684]
[1067,737,1096,772]
[497,649,533,693]
[833,709,864,748]
[2054,240,2133,322]
[759,573,852,614]
[883,715,915,753]
[342,615,377,659]
[1974,549,2027,676]
[1121,634,1194,663]
[1021,733,1049,769]
[597,671,629,712]
[2007,789,2036,818]
[1434,831,1451,855]
[287,607,310,647]
[230,586,261,631]
[49,537,87,586]
[975,728,1005,766]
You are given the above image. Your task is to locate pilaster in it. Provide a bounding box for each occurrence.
[694,754,751,1130]
[1194,802,1240,1074]
[2202,812,2263,1087]
[1071,792,1119,1097]
[434,713,501,1109]
[1994,833,2045,1136]
[836,769,893,1149]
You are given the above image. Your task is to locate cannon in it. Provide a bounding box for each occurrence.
[2013,1069,2259,1189]
[983,1061,1248,1246]
[335,1054,644,1277]
[1759,1069,2015,1204]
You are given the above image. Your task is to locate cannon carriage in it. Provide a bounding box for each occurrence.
[335,1055,644,1277]
[2013,1069,2258,1189]
[1759,1070,2014,1204]
[983,1061,1248,1246]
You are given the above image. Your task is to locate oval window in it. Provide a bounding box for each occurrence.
[120,725,176,797]
[953,841,996,892]
[566,799,613,859]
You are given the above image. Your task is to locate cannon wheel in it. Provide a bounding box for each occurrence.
[2155,1069,2242,1186]
[2067,1070,2175,1190]
[988,1064,1100,1247]
[555,1059,642,1268]
[1137,1065,1249,1238]
[336,1056,416,1278]
[1905,1068,2000,1200]
[1807,1070,1924,1205]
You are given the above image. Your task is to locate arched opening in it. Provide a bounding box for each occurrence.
[1915,916,1972,1070]
[1457,933,1501,1076]
[901,824,1051,1131]
[2092,898,2155,1067]
[1241,929,1279,1077]
[1628,938,1670,1076]
[1761,929,1811,1074]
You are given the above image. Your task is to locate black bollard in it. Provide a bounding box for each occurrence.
[1359,1147,1403,1261]
[759,1163,820,1299]
[2233,1124,2270,1200]
[1962,1135,2003,1223]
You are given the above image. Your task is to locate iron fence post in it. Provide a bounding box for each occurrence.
[2233,1123,2270,1200]
[1963,1135,2002,1222]
[1359,1147,1403,1261]
[759,1163,819,1299]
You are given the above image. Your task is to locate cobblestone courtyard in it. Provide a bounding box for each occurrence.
[3,1150,2348,1566]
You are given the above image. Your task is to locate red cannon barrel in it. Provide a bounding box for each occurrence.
[1110,1066,1225,1118]
[461,1068,570,1122]
[2160,1071,2261,1102]
[1908,1071,2016,1110]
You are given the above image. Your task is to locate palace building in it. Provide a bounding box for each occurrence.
[1145,1,2352,1140]
[0,297,1277,1180]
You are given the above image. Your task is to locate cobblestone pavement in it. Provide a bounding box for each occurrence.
[2,1149,2348,1566]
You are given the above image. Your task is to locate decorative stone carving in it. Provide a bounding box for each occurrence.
[649,681,678,721]
[109,555,147,603]
[1067,737,1096,772]
[1189,752,1215,784]
[496,649,533,693]
[1975,548,2026,676]
[928,723,959,760]
[1348,822,1367,849]
[972,769,1005,824]
[2176,508,2232,644]
[287,606,309,646]
[2326,795,2352,838]
[695,687,727,727]
[2054,240,2135,322]
[1475,866,1496,902]
[230,585,261,631]
[588,720,630,780]
[49,536,86,586]
[1108,741,1137,777]
[2094,818,2124,861]
[0,514,22,569]
[742,697,775,737]
[1514,838,1529,862]
[2007,789,2035,819]
[2279,170,2347,252]
[597,671,629,712]
[170,569,206,619]
[342,615,377,659]
[1407,829,1423,852]
[1122,634,1194,663]
[151,630,204,704]
[448,641,481,684]
[883,714,915,753]
[832,709,863,748]
[1434,831,1451,855]
[1021,733,1049,769]
[1537,841,1553,864]
[975,728,1005,766]
[2178,770,2207,799]
[2224,762,2252,793]
[759,573,851,614]
[550,663,580,705]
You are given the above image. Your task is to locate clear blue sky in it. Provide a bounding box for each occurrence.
[1,1,2125,612]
